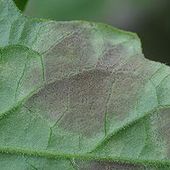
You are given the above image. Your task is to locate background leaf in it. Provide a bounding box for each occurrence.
[13,0,28,11]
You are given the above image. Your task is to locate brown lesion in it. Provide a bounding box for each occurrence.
[25,69,112,138]
[150,108,170,158]
[75,160,144,170]
[43,27,96,82]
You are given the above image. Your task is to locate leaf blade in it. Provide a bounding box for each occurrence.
[0,0,170,169]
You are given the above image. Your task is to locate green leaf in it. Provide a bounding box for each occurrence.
[0,0,170,169]
[13,0,28,11]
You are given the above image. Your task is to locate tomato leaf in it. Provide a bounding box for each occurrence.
[0,0,170,169]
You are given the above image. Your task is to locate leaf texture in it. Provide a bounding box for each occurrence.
[0,0,170,169]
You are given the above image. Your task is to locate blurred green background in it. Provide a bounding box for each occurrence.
[23,0,170,65]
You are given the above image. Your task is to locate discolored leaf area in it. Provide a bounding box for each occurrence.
[0,0,170,169]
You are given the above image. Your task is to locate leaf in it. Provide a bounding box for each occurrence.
[13,0,28,11]
[0,0,170,169]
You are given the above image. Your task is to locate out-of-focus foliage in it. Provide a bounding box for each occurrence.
[25,0,170,65]
[14,0,28,11]
[24,0,158,21]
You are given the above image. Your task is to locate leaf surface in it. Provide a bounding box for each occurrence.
[0,0,170,169]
